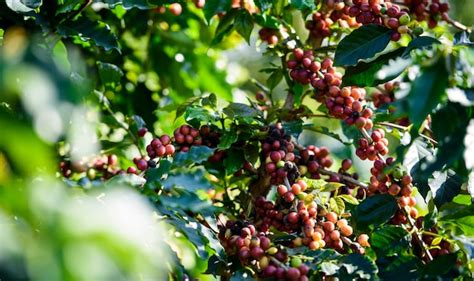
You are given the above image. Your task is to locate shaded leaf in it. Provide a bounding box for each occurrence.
[354,194,398,229]
[173,146,216,167]
[334,24,392,67]
[58,16,120,52]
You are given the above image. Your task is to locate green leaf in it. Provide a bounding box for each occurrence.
[163,170,213,192]
[204,0,232,22]
[176,96,201,120]
[185,106,216,123]
[58,16,120,52]
[338,194,359,205]
[338,254,378,280]
[406,58,448,127]
[290,0,316,10]
[334,24,392,67]
[223,148,245,174]
[282,120,303,138]
[371,226,410,256]
[454,30,474,46]
[19,0,41,9]
[421,253,458,277]
[377,255,422,280]
[223,103,258,118]
[211,9,238,45]
[235,9,254,44]
[218,131,238,149]
[97,61,123,87]
[330,197,345,215]
[105,174,146,187]
[402,36,441,57]
[342,48,406,87]
[173,146,216,167]
[102,0,155,10]
[267,68,283,90]
[354,194,398,229]
[145,159,172,183]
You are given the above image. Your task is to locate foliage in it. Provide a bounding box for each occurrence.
[1,0,474,280]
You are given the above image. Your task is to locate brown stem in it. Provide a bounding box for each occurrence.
[402,207,434,262]
[317,168,368,189]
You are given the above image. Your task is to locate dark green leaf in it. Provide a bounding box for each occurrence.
[454,31,474,46]
[223,148,245,174]
[19,0,41,9]
[290,0,316,10]
[163,170,213,192]
[58,16,120,52]
[402,36,441,57]
[211,9,238,45]
[282,120,303,138]
[354,194,398,229]
[145,159,172,183]
[223,103,258,118]
[173,146,216,167]
[421,253,458,277]
[204,0,232,22]
[185,106,216,123]
[105,174,146,187]
[377,255,422,280]
[371,226,410,256]
[218,131,238,149]
[235,9,254,44]
[406,58,448,128]
[97,61,123,87]
[267,68,283,90]
[334,24,392,67]
[338,254,378,280]
[342,48,405,87]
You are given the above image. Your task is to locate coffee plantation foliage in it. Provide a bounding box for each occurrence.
[1,0,474,280]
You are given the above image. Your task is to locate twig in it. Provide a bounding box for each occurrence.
[269,256,288,270]
[443,15,471,32]
[402,207,434,262]
[317,168,368,189]
[376,121,408,131]
[96,91,144,157]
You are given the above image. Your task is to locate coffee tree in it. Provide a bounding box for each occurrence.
[1,0,474,280]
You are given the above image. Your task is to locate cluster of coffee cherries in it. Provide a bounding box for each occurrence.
[355,129,389,161]
[330,159,366,199]
[305,6,359,43]
[347,0,413,41]
[262,125,300,184]
[314,84,374,129]
[286,48,332,85]
[218,220,310,280]
[59,154,121,180]
[296,145,333,179]
[258,28,280,45]
[145,135,175,159]
[414,218,453,261]
[403,0,450,28]
[372,82,398,108]
[173,124,203,151]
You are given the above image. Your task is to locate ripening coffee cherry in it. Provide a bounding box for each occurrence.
[136,159,148,171]
[169,3,182,15]
[138,127,148,137]
[251,247,265,259]
[358,234,370,247]
[127,166,137,174]
[286,267,301,280]
[326,212,338,223]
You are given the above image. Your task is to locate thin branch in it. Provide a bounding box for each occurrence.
[317,168,368,189]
